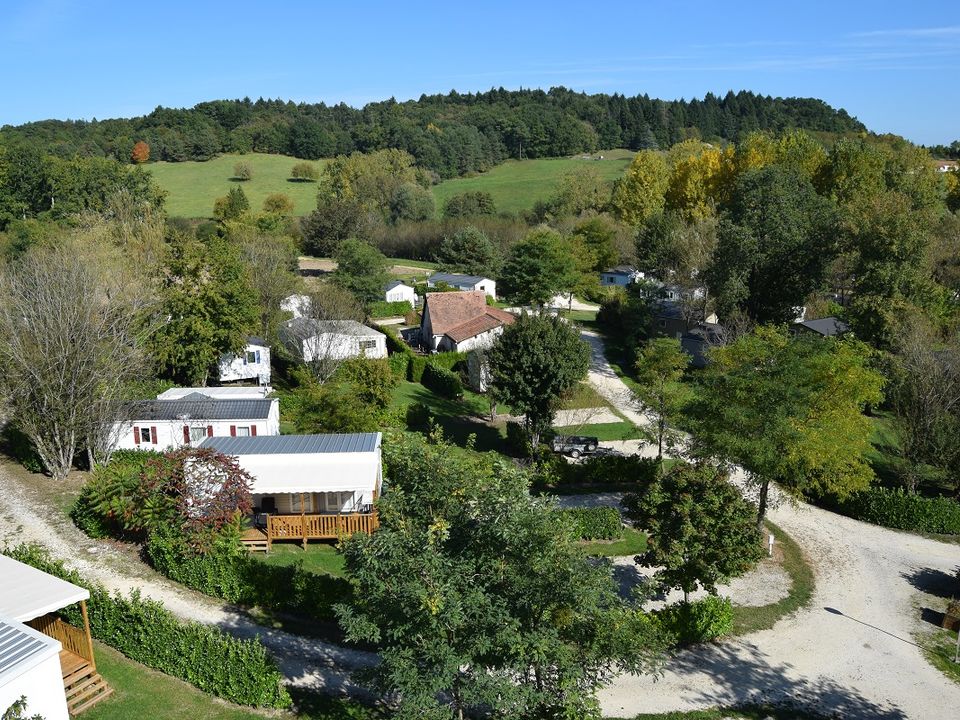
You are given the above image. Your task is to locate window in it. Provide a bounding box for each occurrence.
[189,427,207,442]
[358,339,377,352]
[658,320,667,328]
[244,350,261,365]
[235,426,251,437]
[291,493,314,513]
[140,427,152,443]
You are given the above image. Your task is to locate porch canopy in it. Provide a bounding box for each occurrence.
[0,555,89,623]
[199,432,382,495]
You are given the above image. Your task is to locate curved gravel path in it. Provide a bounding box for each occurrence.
[0,459,374,696]
[580,329,960,719]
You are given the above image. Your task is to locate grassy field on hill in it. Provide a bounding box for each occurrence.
[432,149,635,215]
[148,149,636,219]
[147,153,324,218]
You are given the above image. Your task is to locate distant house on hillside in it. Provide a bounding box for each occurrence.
[420,291,515,352]
[280,318,387,363]
[384,280,416,305]
[111,393,280,451]
[0,555,112,716]
[651,300,718,340]
[599,266,644,287]
[198,433,383,550]
[427,272,497,299]
[935,160,959,173]
[793,316,850,338]
[218,337,271,385]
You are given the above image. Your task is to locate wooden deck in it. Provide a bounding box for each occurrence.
[240,513,379,551]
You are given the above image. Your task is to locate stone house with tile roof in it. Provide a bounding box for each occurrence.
[420,291,515,352]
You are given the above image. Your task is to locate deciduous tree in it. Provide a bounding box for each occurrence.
[611,150,669,226]
[434,225,501,277]
[487,313,590,448]
[332,238,390,304]
[130,141,150,164]
[623,461,764,603]
[691,327,884,531]
[499,227,576,306]
[290,161,319,182]
[633,338,691,463]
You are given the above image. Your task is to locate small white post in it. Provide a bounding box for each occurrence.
[768,533,775,558]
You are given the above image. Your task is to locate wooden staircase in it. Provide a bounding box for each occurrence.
[60,649,113,715]
[240,526,269,553]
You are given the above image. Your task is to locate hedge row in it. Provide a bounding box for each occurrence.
[827,487,960,535]
[4,544,291,709]
[654,595,733,646]
[145,527,351,623]
[559,507,623,540]
[422,363,463,399]
[368,300,413,318]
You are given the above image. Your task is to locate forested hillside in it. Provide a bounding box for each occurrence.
[0,88,865,178]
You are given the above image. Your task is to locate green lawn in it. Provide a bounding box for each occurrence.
[432,149,635,215]
[581,527,647,557]
[391,380,508,452]
[252,541,346,577]
[85,643,379,720]
[147,153,325,218]
[558,381,612,410]
[730,521,815,636]
[919,625,960,686]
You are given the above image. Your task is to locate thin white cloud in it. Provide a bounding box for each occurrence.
[850,25,960,38]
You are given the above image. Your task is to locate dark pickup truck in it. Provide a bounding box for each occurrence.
[551,435,600,459]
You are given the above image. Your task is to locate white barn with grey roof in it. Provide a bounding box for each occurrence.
[427,272,497,299]
[384,280,417,305]
[199,432,382,515]
[110,393,280,451]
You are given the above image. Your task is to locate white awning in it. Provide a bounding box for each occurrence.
[236,452,381,495]
[0,554,89,623]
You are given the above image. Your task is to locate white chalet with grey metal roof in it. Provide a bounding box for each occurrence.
[427,272,497,299]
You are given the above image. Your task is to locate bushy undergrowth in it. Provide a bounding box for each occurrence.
[4,544,291,709]
[559,506,624,540]
[654,595,734,646]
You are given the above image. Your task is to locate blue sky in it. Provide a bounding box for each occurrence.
[2,1,957,145]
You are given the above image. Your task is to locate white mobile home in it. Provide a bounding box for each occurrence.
[218,337,271,385]
[599,266,644,287]
[280,319,387,362]
[384,281,416,305]
[198,433,383,549]
[157,386,273,400]
[0,555,111,715]
[111,394,280,451]
[427,272,497,299]
[280,293,312,319]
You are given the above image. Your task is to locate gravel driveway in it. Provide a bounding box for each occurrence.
[580,328,960,719]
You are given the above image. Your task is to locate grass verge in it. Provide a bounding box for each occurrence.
[581,527,647,556]
[730,521,814,636]
[554,421,645,441]
[617,706,828,719]
[251,541,346,577]
[919,626,960,685]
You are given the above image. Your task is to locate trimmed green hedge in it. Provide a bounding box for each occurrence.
[4,544,291,709]
[827,487,960,535]
[428,351,467,373]
[559,454,661,487]
[408,355,427,382]
[145,527,350,623]
[559,507,623,540]
[388,352,410,379]
[654,595,733,646]
[369,300,413,318]
[422,363,463,399]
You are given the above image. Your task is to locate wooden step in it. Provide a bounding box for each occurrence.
[67,672,112,715]
[63,664,95,688]
[241,539,269,553]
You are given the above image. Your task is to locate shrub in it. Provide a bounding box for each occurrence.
[145,527,350,623]
[70,450,164,540]
[388,352,410,379]
[559,507,623,540]
[427,351,467,373]
[382,324,412,355]
[827,487,960,535]
[422,363,463,399]
[654,595,733,646]
[559,454,660,488]
[408,355,427,382]
[4,544,291,709]
[406,401,433,431]
[369,300,413,318]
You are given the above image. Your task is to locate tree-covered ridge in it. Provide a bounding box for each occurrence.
[0,87,865,177]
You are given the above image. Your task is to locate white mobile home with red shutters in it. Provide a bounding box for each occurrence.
[110,392,280,451]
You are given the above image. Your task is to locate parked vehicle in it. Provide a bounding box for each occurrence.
[551,435,600,459]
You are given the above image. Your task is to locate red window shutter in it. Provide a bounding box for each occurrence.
[133,427,140,445]
[207,425,213,437]
[151,426,158,445]
[183,425,190,443]
[230,425,237,437]
[251,425,257,436]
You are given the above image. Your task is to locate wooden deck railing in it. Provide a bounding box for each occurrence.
[267,512,378,544]
[28,614,93,663]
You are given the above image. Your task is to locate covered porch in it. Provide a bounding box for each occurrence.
[242,490,379,551]
[1,556,113,716]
